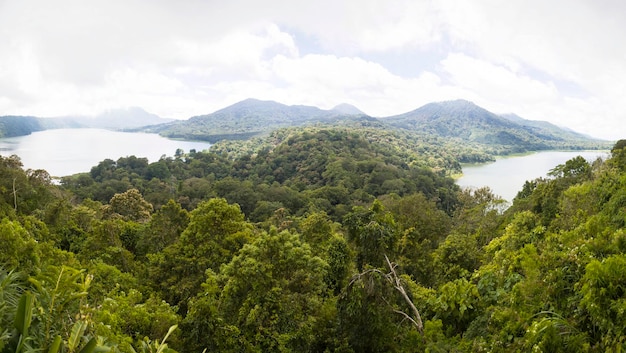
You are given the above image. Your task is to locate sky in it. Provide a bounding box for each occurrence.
[0,0,624,140]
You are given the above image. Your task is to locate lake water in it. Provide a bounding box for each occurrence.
[0,129,212,177]
[0,129,610,198]
[456,150,609,203]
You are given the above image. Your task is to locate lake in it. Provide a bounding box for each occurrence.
[456,150,609,203]
[0,129,213,177]
[0,129,610,198]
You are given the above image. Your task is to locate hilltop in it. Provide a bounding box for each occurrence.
[384,99,604,154]
[145,98,366,142]
[1,99,611,159]
[146,98,609,154]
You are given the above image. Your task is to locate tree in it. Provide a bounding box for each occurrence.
[337,256,424,353]
[344,200,398,270]
[79,219,136,273]
[137,200,190,256]
[580,255,626,350]
[148,198,253,312]
[0,218,40,271]
[382,193,451,286]
[181,229,329,352]
[107,188,153,223]
[93,289,180,351]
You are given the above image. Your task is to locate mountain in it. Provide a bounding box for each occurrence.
[386,99,521,137]
[0,116,44,138]
[82,107,174,129]
[150,98,357,142]
[0,108,173,138]
[145,97,609,151]
[332,103,365,115]
[0,115,90,138]
[384,100,607,153]
[3,98,608,156]
[500,113,596,141]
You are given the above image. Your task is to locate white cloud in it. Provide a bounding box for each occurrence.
[439,53,559,110]
[280,0,444,52]
[0,0,625,139]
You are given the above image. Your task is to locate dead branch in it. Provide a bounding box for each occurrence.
[348,256,424,335]
[385,254,423,334]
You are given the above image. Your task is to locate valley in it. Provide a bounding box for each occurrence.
[0,98,622,352]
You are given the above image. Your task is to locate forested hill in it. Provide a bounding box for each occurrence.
[384,99,604,153]
[145,98,367,142]
[0,108,172,137]
[3,124,626,351]
[0,116,44,137]
[0,115,89,137]
[145,98,609,153]
[2,99,609,156]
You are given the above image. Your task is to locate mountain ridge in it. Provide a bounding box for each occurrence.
[0,107,173,137]
[147,99,368,142]
[382,99,602,152]
[147,98,607,153]
[1,99,611,155]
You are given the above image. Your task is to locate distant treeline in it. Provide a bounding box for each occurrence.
[0,115,43,137]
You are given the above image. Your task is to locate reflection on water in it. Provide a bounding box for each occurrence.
[0,128,213,177]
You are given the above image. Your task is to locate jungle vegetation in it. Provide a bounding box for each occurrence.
[1,125,625,352]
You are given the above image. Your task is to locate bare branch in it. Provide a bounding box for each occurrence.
[12,177,18,211]
[393,309,421,329]
[348,256,425,336]
[385,254,424,335]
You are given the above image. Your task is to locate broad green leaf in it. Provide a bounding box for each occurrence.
[68,320,88,352]
[48,335,63,353]
[78,338,97,353]
[14,292,34,335]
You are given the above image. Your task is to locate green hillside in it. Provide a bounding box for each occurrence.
[0,116,44,137]
[146,98,610,154]
[385,99,607,154]
[0,108,172,138]
[2,126,626,351]
[148,98,359,142]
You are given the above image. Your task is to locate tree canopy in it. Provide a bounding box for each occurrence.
[0,129,623,352]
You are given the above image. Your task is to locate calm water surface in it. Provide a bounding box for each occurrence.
[0,129,212,177]
[456,150,609,203]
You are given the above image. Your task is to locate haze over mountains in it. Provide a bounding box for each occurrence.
[0,99,610,154]
[143,98,607,150]
[79,107,175,129]
[384,100,597,150]
[0,107,173,138]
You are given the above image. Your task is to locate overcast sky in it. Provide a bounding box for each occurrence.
[0,0,624,140]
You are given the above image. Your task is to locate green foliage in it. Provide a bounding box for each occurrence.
[429,278,480,334]
[337,262,426,353]
[432,232,481,284]
[94,289,180,350]
[136,200,189,256]
[130,324,178,353]
[148,198,253,312]
[0,125,623,351]
[344,200,398,270]
[78,219,136,272]
[580,255,626,349]
[182,228,328,352]
[106,189,153,223]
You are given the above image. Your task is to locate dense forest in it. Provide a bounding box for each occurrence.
[1,125,626,352]
[146,99,609,158]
